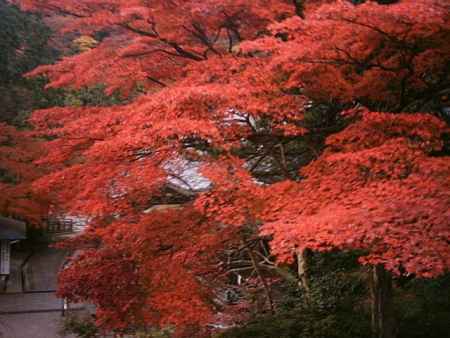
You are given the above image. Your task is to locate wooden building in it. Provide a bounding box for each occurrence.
[0,215,26,275]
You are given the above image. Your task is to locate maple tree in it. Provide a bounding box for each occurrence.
[0,123,48,224]
[258,109,450,276]
[57,208,222,334]
[11,0,450,337]
[240,0,450,112]
[14,0,302,95]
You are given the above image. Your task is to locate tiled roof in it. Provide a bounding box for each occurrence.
[0,216,26,240]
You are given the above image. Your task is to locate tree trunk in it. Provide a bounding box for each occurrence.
[296,248,311,301]
[292,0,305,19]
[370,265,396,338]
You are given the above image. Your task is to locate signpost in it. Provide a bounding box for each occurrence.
[0,216,26,277]
[0,240,11,275]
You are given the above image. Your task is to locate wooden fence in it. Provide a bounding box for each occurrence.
[46,218,74,234]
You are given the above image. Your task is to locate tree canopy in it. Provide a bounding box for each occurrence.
[0,0,53,84]
[7,0,450,336]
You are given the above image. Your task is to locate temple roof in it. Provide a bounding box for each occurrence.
[0,216,26,240]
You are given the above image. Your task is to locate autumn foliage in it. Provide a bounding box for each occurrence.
[260,110,450,277]
[8,0,450,336]
[0,123,48,224]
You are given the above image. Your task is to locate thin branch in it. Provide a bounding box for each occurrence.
[147,76,167,87]
[247,246,275,314]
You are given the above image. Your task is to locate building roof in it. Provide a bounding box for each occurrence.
[0,216,26,240]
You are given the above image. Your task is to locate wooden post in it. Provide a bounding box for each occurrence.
[0,240,11,275]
